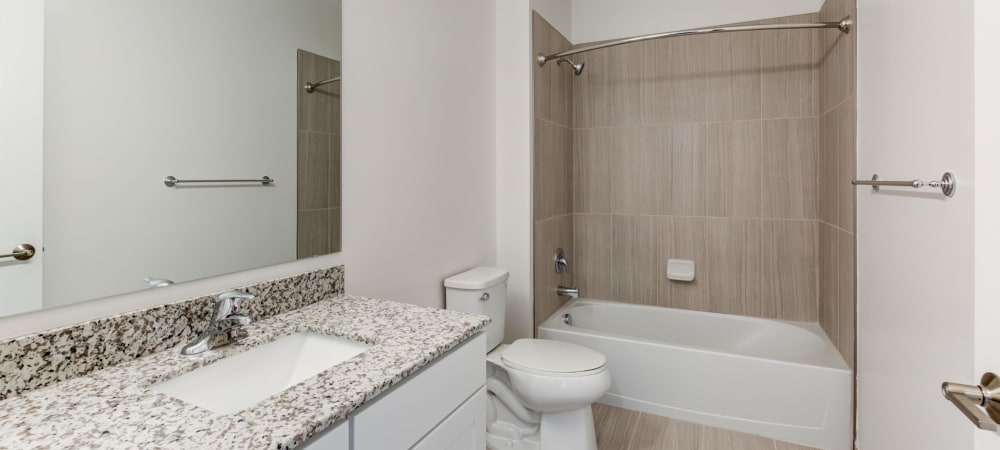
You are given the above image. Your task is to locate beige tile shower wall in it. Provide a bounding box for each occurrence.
[817,0,857,369]
[572,14,822,322]
[533,12,575,331]
[297,50,342,258]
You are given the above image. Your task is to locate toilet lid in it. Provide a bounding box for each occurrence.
[501,339,606,374]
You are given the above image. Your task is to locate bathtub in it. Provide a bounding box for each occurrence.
[538,298,851,450]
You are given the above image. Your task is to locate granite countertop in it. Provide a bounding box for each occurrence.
[0,295,489,449]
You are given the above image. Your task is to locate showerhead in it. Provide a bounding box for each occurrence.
[555,57,585,76]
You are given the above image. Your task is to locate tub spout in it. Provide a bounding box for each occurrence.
[557,286,579,299]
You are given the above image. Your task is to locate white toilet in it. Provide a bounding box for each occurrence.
[445,267,611,450]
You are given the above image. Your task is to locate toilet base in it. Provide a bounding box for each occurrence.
[538,406,598,450]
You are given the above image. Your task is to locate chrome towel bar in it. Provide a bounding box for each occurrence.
[304,76,340,93]
[164,176,273,187]
[852,172,956,197]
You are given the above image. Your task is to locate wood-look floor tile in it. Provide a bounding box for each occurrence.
[594,404,641,450]
[701,426,774,450]
[628,413,704,450]
[774,441,823,450]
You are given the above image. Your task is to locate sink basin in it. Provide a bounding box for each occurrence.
[152,332,371,414]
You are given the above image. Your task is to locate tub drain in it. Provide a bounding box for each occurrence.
[562,313,573,325]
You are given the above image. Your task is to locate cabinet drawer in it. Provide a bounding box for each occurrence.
[411,387,486,450]
[351,333,485,449]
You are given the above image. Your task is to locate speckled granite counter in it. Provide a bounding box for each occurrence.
[0,295,489,449]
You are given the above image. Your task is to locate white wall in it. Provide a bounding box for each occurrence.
[0,0,44,316]
[496,1,534,342]
[974,0,1000,447]
[530,0,572,41]
[856,0,976,448]
[43,0,340,308]
[570,0,824,43]
[339,0,497,308]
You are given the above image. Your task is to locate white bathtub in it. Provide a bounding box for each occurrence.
[538,298,851,450]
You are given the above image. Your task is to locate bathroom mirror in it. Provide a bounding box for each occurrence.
[0,0,341,318]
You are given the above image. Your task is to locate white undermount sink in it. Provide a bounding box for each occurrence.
[152,332,371,414]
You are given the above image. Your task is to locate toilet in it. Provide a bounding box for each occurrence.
[445,267,611,450]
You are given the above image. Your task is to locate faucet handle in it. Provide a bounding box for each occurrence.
[215,290,254,316]
[217,290,254,301]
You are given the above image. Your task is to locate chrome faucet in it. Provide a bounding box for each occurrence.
[554,248,570,274]
[557,286,579,299]
[181,290,254,355]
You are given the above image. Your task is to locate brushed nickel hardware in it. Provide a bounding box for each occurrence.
[537,15,851,68]
[480,292,491,301]
[557,286,579,299]
[852,172,956,197]
[942,372,1000,430]
[164,176,273,187]
[181,290,254,355]
[144,277,175,288]
[555,57,584,75]
[562,313,573,326]
[1,244,35,261]
[305,76,340,93]
[554,248,569,274]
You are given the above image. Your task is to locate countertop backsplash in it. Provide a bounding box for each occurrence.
[0,265,345,401]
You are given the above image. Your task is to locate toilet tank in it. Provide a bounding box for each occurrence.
[444,267,509,351]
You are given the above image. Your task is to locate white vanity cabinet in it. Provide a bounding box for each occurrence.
[302,332,486,450]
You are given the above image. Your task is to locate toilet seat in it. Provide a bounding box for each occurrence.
[501,339,606,377]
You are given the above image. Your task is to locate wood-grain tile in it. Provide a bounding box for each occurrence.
[774,441,823,450]
[574,214,613,300]
[700,426,774,450]
[534,119,573,221]
[297,210,330,258]
[659,123,706,216]
[628,413,703,450]
[836,229,856,368]
[329,134,341,208]
[575,128,613,214]
[611,215,658,305]
[744,219,818,320]
[660,217,748,315]
[706,121,764,218]
[818,222,840,359]
[533,216,574,331]
[610,127,660,215]
[641,37,708,125]
[761,14,818,119]
[298,131,330,210]
[329,207,342,253]
[762,118,818,219]
[834,100,856,233]
[818,0,856,113]
[574,45,643,128]
[532,12,573,126]
[817,108,839,225]
[594,404,640,450]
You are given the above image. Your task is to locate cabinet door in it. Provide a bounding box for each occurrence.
[411,387,486,450]
[299,419,349,450]
[351,333,485,449]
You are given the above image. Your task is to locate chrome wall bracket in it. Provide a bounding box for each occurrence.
[852,172,956,197]
[1,244,35,261]
[942,372,1000,430]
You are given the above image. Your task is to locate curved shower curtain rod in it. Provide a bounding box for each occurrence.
[537,15,853,69]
